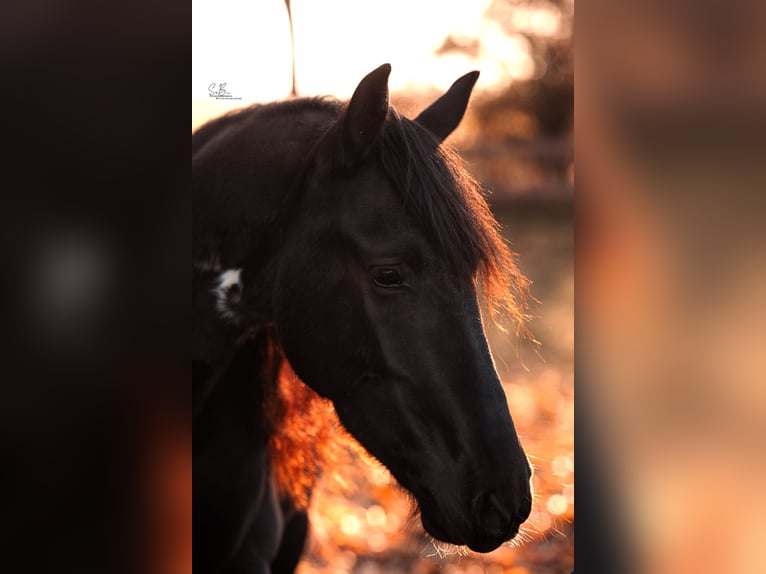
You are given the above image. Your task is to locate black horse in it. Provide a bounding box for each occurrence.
[193,64,533,573]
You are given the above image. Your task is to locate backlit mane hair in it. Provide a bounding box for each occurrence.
[379,108,531,332]
[266,101,532,508]
[265,357,350,509]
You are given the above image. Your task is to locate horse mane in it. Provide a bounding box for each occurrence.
[193,97,342,163]
[264,345,355,509]
[259,99,532,508]
[377,109,531,332]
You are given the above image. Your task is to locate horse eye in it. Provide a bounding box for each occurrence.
[372,268,403,288]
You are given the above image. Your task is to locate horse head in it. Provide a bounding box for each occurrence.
[270,64,532,553]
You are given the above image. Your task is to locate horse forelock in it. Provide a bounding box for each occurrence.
[377,111,532,334]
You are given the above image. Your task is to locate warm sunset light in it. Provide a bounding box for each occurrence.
[193,0,529,99]
[192,0,570,130]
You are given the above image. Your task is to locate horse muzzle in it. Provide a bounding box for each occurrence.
[467,490,530,552]
[418,480,533,553]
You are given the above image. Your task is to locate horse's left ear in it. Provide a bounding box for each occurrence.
[415,71,480,142]
[340,63,391,164]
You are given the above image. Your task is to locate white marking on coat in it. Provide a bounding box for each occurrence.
[213,268,242,321]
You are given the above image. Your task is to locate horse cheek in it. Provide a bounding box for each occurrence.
[273,254,364,399]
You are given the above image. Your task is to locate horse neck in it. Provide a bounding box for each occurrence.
[193,326,282,445]
[192,103,336,274]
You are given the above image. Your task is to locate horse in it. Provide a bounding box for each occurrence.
[192,63,533,573]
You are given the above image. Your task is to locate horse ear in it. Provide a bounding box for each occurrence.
[340,63,391,163]
[414,71,479,142]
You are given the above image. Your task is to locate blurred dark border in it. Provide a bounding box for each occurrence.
[577,1,766,573]
[1,2,188,572]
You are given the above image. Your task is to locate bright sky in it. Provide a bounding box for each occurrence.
[192,0,563,128]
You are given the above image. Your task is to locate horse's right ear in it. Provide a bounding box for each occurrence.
[337,63,391,165]
[415,71,479,142]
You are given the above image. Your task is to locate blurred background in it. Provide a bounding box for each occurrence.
[193,1,573,573]
[578,1,766,573]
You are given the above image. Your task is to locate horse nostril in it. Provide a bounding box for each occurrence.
[488,492,512,524]
[476,491,514,538]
